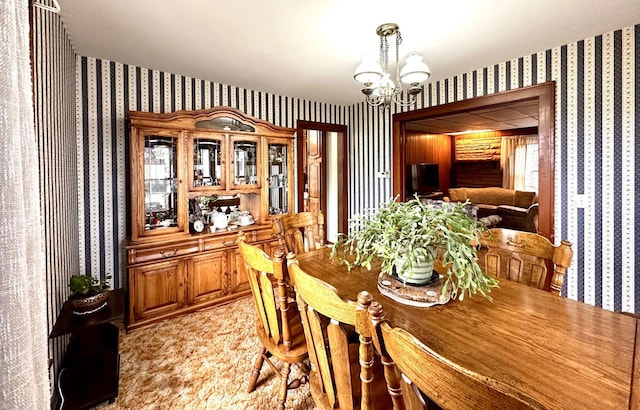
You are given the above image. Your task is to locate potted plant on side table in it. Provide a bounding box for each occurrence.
[330,196,499,304]
[69,274,112,315]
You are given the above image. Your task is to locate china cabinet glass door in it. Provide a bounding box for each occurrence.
[230,137,260,189]
[267,143,289,215]
[143,135,179,232]
[190,134,226,191]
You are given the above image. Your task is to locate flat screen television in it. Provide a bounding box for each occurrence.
[406,163,440,196]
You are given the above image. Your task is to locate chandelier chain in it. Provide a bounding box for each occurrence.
[395,30,402,94]
[379,35,388,72]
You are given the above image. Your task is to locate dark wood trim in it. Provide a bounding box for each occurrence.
[296,121,349,238]
[495,127,539,137]
[630,320,640,410]
[392,82,556,242]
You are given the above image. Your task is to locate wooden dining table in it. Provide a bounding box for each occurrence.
[294,247,640,410]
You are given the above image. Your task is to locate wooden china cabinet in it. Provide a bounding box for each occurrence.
[126,107,294,330]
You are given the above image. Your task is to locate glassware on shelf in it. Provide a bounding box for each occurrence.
[233,141,258,186]
[267,143,288,215]
[193,138,222,188]
[143,135,178,231]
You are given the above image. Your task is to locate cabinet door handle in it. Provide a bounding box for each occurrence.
[222,240,236,247]
[160,248,178,257]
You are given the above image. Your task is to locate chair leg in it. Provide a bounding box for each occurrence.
[276,363,292,410]
[287,362,309,390]
[248,347,267,393]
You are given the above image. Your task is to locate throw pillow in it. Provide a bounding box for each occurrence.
[514,191,537,208]
[447,188,466,202]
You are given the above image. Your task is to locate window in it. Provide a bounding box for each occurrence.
[501,136,538,193]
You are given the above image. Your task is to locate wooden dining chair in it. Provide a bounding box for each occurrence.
[287,255,392,409]
[477,228,573,295]
[368,302,546,410]
[272,211,325,254]
[236,233,309,410]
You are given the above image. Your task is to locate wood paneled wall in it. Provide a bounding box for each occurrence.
[405,131,452,193]
[406,129,538,191]
[452,128,537,187]
[454,161,502,187]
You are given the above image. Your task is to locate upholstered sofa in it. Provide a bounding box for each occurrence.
[444,187,538,232]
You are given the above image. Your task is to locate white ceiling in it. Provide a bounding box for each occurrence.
[56,0,640,107]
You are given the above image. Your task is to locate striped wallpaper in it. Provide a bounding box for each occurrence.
[32,14,640,355]
[31,0,78,391]
[29,2,639,402]
[75,58,346,290]
[347,24,639,314]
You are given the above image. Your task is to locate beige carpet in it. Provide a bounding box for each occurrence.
[96,297,316,410]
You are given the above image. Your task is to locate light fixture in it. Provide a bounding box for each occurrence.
[353,23,430,109]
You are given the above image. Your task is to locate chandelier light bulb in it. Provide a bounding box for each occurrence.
[400,53,431,85]
[353,55,383,85]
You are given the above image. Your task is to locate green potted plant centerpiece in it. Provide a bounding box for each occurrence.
[330,196,499,301]
[69,274,112,315]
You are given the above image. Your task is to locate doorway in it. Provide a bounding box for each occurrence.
[392,82,555,241]
[296,121,348,243]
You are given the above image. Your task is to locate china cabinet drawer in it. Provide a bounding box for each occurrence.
[254,226,277,243]
[129,242,199,264]
[203,233,239,252]
[201,226,273,251]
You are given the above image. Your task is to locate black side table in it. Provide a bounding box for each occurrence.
[50,288,124,410]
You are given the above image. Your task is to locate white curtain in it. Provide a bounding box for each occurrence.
[0,1,50,409]
[513,142,528,190]
[501,136,537,191]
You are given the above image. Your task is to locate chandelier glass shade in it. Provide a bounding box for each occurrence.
[353,23,430,109]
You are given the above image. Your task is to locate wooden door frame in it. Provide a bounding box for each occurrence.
[296,121,349,238]
[392,82,556,241]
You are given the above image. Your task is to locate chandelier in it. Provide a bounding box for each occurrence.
[353,23,430,109]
